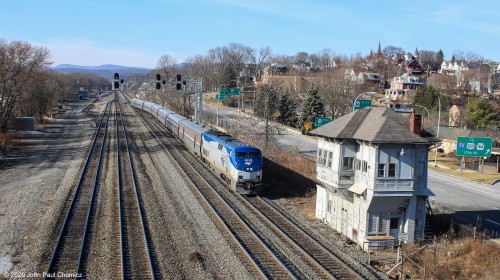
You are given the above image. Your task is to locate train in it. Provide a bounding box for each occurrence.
[130,98,263,194]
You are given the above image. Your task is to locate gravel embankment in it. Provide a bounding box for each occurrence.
[0,99,106,278]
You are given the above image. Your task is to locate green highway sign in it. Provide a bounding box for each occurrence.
[353,99,372,111]
[217,88,240,101]
[314,117,331,128]
[456,136,492,157]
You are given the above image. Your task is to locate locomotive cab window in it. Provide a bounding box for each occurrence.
[236,152,248,157]
[249,152,261,157]
[236,151,261,158]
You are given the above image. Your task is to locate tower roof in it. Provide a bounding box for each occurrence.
[310,107,429,144]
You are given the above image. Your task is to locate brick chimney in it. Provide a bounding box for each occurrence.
[410,113,422,135]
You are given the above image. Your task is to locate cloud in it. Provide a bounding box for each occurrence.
[38,37,161,68]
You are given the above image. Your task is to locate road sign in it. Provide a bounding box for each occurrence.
[217,88,240,101]
[352,99,372,111]
[303,123,312,131]
[314,117,331,128]
[456,136,492,157]
[398,232,408,241]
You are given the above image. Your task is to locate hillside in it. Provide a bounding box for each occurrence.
[52,64,153,79]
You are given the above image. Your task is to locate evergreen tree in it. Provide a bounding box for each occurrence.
[299,86,325,133]
[254,84,278,119]
[465,99,496,129]
[435,49,444,71]
[221,63,238,88]
[413,85,447,112]
[277,94,298,127]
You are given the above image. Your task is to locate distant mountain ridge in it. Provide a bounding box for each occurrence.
[52,64,153,79]
[54,64,152,71]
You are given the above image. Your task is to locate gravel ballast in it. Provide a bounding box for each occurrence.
[0,100,102,278]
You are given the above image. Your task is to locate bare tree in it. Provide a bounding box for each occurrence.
[452,50,487,64]
[382,45,405,58]
[255,82,279,152]
[318,70,353,120]
[419,50,437,72]
[255,46,272,81]
[156,54,177,82]
[0,39,51,131]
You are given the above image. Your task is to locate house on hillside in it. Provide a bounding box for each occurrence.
[384,73,425,101]
[263,63,288,76]
[405,60,423,75]
[439,60,469,75]
[345,69,382,91]
[310,107,433,250]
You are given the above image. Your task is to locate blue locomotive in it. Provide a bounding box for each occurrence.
[130,99,263,194]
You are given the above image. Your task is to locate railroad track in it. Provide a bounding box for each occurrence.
[114,95,161,279]
[256,197,387,279]
[45,101,112,279]
[134,108,296,279]
[132,106,377,279]
[245,196,363,279]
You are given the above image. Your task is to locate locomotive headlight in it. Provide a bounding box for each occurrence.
[239,171,242,175]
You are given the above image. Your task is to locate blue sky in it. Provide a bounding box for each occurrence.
[1,0,499,68]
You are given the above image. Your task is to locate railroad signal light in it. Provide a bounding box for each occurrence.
[162,80,166,85]
[114,72,119,80]
[120,79,124,84]
[156,73,161,81]
[176,74,181,81]
[183,80,186,85]
[156,82,161,90]
[113,81,120,90]
[176,83,181,90]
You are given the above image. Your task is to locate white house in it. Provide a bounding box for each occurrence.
[310,107,433,250]
[439,60,469,75]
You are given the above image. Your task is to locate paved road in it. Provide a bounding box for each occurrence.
[209,103,500,233]
[428,170,500,233]
[208,104,318,156]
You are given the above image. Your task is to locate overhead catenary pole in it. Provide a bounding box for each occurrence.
[193,80,203,123]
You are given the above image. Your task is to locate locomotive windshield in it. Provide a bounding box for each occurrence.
[236,151,261,158]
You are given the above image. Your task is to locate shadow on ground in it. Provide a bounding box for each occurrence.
[260,157,317,199]
[431,210,500,238]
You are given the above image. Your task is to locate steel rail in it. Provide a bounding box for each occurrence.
[116,98,127,279]
[76,101,113,277]
[135,109,295,279]
[118,94,159,279]
[45,101,112,278]
[247,196,364,279]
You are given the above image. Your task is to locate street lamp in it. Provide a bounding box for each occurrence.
[352,92,376,111]
[413,104,430,127]
[434,94,441,167]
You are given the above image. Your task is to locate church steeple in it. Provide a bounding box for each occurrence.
[414,47,420,61]
[376,41,383,59]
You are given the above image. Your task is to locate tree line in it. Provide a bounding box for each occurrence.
[153,42,497,133]
[0,39,109,131]
[1,38,496,133]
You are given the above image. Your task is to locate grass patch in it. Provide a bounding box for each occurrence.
[404,238,500,279]
[429,153,500,185]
